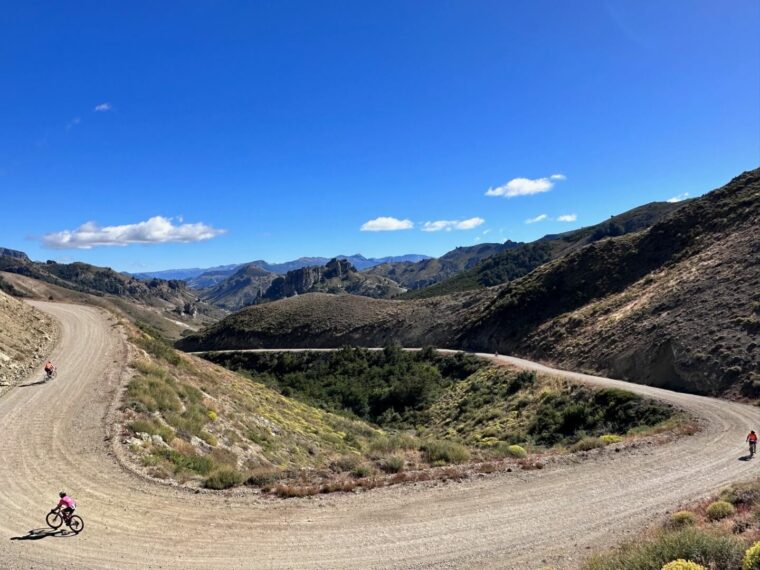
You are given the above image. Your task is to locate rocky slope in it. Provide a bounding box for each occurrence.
[178,168,760,396]
[0,290,56,392]
[201,258,406,311]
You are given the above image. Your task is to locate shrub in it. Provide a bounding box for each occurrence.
[661,561,706,570]
[570,437,605,452]
[744,541,760,570]
[600,434,623,444]
[204,467,245,490]
[706,501,736,521]
[493,443,528,458]
[130,418,174,444]
[352,463,373,478]
[582,528,744,570]
[207,410,218,421]
[379,456,405,473]
[421,440,470,464]
[335,454,361,472]
[668,511,697,529]
[246,468,283,487]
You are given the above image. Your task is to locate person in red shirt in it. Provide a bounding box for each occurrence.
[747,431,757,455]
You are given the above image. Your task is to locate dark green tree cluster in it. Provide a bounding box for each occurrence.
[203,345,484,428]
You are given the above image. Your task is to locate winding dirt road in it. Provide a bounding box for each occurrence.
[1,302,759,569]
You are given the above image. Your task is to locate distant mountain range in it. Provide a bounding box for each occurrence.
[133,254,430,287]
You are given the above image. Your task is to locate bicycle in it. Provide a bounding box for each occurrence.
[750,441,757,457]
[46,509,84,534]
[45,367,57,381]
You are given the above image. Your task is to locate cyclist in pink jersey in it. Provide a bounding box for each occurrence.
[52,491,76,521]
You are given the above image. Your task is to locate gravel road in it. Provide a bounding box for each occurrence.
[1,302,758,569]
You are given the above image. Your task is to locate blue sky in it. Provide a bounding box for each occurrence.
[1,1,758,272]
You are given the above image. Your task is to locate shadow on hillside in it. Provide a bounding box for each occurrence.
[10,528,73,541]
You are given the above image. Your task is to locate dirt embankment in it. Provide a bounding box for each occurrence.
[0,290,57,394]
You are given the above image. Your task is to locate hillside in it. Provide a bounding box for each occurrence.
[178,168,760,396]
[0,254,223,324]
[366,242,515,290]
[0,290,56,393]
[200,263,278,310]
[403,201,684,298]
[201,258,406,311]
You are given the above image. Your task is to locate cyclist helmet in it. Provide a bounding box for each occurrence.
[59,491,66,498]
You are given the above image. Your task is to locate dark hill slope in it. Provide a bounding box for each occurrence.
[366,242,515,290]
[178,169,760,395]
[405,201,684,298]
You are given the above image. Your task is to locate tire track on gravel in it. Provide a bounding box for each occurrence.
[1,302,758,569]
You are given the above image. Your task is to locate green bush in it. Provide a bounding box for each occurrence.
[246,468,283,486]
[600,434,623,444]
[661,561,706,570]
[422,440,470,464]
[133,334,181,366]
[204,467,245,489]
[706,501,735,521]
[352,463,373,478]
[582,528,744,570]
[743,541,760,570]
[335,454,361,472]
[668,511,697,529]
[494,443,527,458]
[570,437,605,452]
[379,456,405,473]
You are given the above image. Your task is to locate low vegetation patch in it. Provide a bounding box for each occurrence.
[124,333,684,494]
[584,479,760,570]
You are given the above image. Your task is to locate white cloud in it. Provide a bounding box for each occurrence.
[666,192,689,203]
[360,217,414,232]
[482,229,492,235]
[525,214,549,224]
[66,117,81,130]
[94,102,112,112]
[557,214,577,222]
[42,216,226,249]
[421,217,485,232]
[486,173,566,198]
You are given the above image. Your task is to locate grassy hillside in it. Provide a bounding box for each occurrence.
[178,168,760,396]
[127,336,680,492]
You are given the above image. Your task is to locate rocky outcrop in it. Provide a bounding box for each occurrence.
[0,248,30,262]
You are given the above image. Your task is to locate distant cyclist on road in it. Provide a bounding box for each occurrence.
[747,431,757,456]
[44,360,56,379]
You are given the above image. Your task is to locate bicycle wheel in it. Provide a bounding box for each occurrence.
[46,511,63,529]
[68,515,84,534]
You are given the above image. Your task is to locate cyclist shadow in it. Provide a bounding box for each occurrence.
[739,454,754,461]
[19,378,51,388]
[10,528,75,540]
